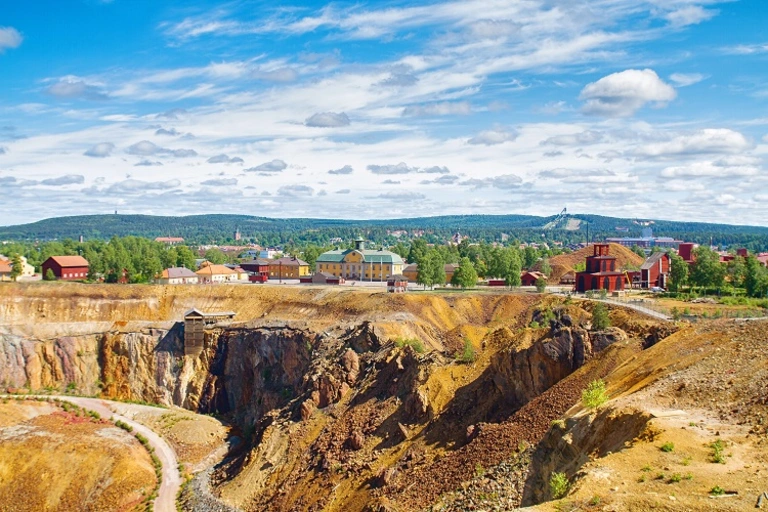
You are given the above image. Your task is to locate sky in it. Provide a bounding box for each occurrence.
[1,0,768,226]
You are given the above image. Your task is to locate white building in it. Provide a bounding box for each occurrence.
[155,267,199,285]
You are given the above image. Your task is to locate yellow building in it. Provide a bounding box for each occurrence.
[315,238,404,281]
[269,257,311,279]
[402,263,459,284]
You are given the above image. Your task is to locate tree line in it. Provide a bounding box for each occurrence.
[668,246,768,298]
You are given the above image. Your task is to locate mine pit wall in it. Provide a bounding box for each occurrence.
[0,325,319,424]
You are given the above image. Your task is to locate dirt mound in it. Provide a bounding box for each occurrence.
[539,243,644,283]
[0,399,156,512]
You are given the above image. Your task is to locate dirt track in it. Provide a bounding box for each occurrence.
[3,395,182,512]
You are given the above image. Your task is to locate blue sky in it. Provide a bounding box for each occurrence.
[1,0,768,226]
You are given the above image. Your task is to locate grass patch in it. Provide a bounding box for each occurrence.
[394,337,426,354]
[660,442,675,453]
[457,337,477,364]
[710,485,725,496]
[710,439,726,464]
[549,472,569,499]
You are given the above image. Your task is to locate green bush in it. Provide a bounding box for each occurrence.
[394,337,426,354]
[581,379,608,410]
[457,338,477,364]
[710,439,726,463]
[549,472,569,499]
[591,302,611,330]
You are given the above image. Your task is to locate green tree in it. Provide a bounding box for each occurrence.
[669,252,689,292]
[539,257,552,277]
[204,248,227,264]
[175,246,197,269]
[417,250,445,289]
[689,246,725,289]
[591,302,611,330]
[744,256,768,298]
[631,245,646,258]
[726,257,746,288]
[44,268,56,281]
[10,255,23,281]
[523,246,537,269]
[535,277,547,293]
[451,257,478,289]
[407,238,428,265]
[505,258,522,287]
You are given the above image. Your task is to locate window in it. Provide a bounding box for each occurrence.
[603,277,610,289]
[616,276,622,289]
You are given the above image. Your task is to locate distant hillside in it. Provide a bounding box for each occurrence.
[2,213,768,250]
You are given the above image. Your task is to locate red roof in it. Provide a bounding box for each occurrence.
[48,255,89,267]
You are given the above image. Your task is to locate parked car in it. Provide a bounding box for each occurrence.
[650,287,665,293]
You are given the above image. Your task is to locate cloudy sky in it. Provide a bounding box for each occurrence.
[2,0,768,226]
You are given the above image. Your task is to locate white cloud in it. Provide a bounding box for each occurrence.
[201,178,238,186]
[0,27,22,52]
[40,175,85,186]
[277,185,314,196]
[635,129,752,158]
[304,112,350,127]
[207,154,244,164]
[542,130,603,146]
[664,6,717,27]
[246,159,288,173]
[467,127,518,145]
[403,101,471,117]
[328,165,353,175]
[669,73,706,87]
[367,162,418,174]
[580,69,677,117]
[253,68,299,82]
[46,77,108,100]
[125,140,197,158]
[84,142,115,158]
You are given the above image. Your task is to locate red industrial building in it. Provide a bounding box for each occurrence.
[678,243,695,263]
[575,244,626,293]
[240,258,271,283]
[640,252,670,289]
[42,255,90,280]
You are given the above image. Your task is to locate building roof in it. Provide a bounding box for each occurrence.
[271,256,309,267]
[184,308,236,318]
[196,264,238,276]
[0,260,10,273]
[641,251,668,270]
[240,258,272,266]
[46,255,89,267]
[161,267,198,279]
[155,237,184,243]
[316,249,404,265]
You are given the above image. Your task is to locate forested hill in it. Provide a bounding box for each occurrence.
[2,213,768,250]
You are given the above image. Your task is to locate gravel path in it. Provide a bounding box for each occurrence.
[2,395,182,512]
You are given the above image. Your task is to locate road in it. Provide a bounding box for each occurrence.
[578,296,672,321]
[2,395,181,512]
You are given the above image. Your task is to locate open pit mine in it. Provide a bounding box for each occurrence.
[1,283,767,511]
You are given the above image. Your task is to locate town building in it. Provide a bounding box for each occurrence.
[0,260,11,281]
[42,255,90,280]
[240,259,271,283]
[270,256,310,279]
[521,271,547,287]
[315,238,403,281]
[402,262,459,284]
[387,275,408,293]
[195,262,240,284]
[156,267,199,285]
[155,237,185,245]
[300,272,343,285]
[0,255,35,278]
[640,252,670,289]
[677,242,696,264]
[575,244,626,293]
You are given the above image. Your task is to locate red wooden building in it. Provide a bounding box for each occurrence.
[521,271,547,287]
[575,244,625,293]
[240,258,271,283]
[640,252,670,289]
[42,255,90,280]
